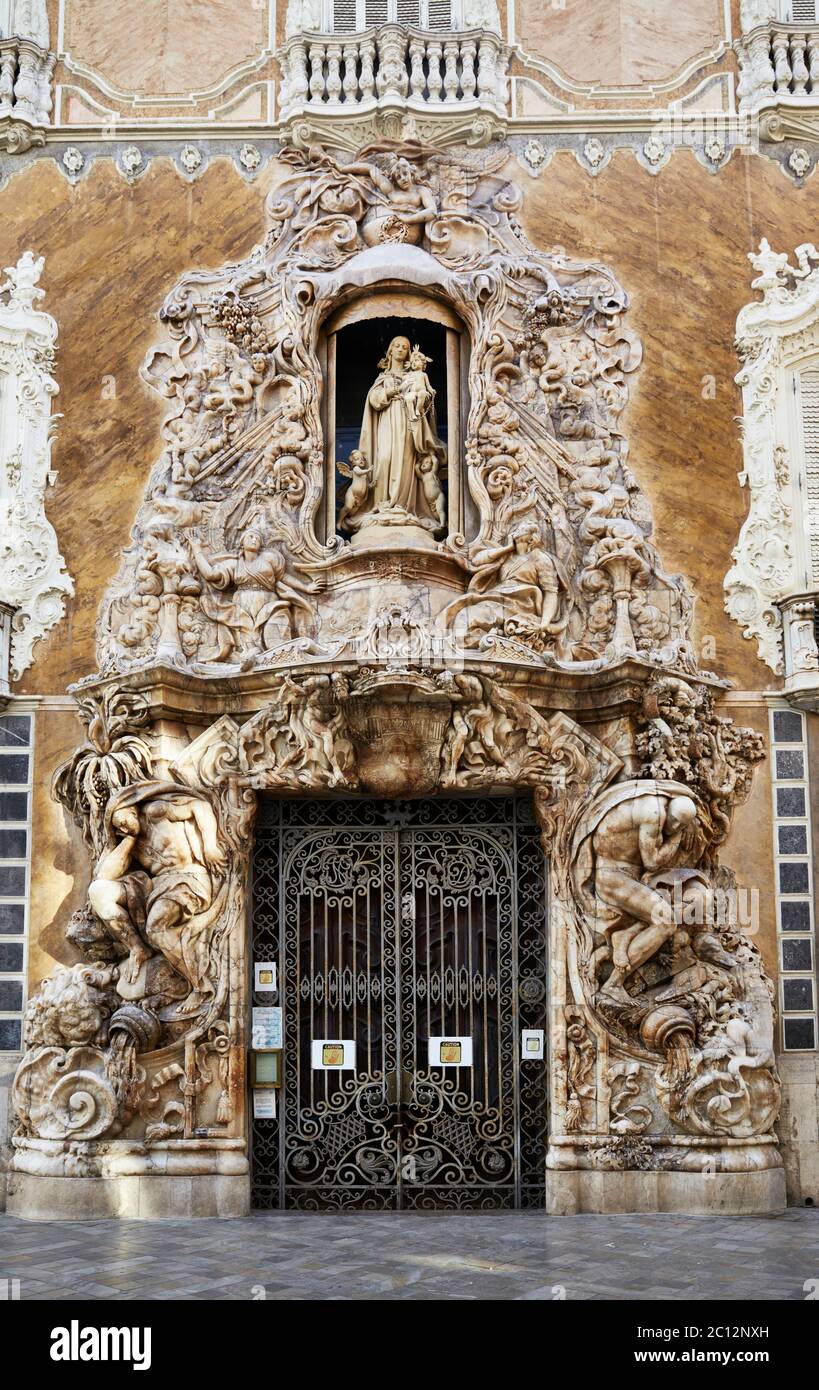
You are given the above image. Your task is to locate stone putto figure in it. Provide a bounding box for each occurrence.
[340,335,447,542]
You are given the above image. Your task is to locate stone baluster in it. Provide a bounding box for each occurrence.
[360,36,376,103]
[790,32,809,94]
[376,27,409,99]
[12,45,42,124]
[285,38,309,113]
[495,47,510,111]
[36,53,54,124]
[342,42,360,105]
[308,41,327,105]
[0,47,17,118]
[738,29,777,108]
[477,36,498,104]
[460,39,477,102]
[443,39,460,103]
[408,36,426,100]
[808,32,819,93]
[426,39,443,102]
[771,31,793,93]
[325,41,343,105]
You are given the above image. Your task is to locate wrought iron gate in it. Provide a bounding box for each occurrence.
[250,796,548,1210]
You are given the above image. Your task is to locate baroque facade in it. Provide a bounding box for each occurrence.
[0,0,817,1218]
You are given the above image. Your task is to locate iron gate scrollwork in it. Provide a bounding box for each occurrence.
[250,796,548,1211]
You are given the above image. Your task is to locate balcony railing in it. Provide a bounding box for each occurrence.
[278,24,509,124]
[0,37,53,140]
[736,21,819,109]
[781,593,819,709]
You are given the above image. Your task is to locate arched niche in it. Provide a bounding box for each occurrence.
[317,287,473,545]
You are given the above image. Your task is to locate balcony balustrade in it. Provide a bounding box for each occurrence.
[278,23,509,128]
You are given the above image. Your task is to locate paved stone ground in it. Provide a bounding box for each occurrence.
[0,1208,817,1300]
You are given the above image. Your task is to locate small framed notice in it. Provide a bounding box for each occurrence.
[254,962,278,994]
[521,1029,545,1060]
[253,1089,277,1120]
[311,1039,356,1070]
[252,1006,283,1050]
[429,1036,473,1068]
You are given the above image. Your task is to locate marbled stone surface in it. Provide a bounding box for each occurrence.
[515,0,727,88]
[0,1209,815,1300]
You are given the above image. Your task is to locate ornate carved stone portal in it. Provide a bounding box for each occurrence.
[8,143,784,1217]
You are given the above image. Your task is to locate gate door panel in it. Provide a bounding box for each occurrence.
[250,797,548,1211]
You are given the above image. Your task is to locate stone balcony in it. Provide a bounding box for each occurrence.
[0,35,53,152]
[277,23,510,147]
[781,593,819,710]
[736,20,819,142]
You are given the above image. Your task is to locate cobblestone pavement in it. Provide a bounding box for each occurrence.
[0,1209,816,1300]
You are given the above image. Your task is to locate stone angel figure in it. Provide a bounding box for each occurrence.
[185,528,317,663]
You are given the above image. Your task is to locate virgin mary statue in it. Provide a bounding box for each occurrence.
[339,335,447,542]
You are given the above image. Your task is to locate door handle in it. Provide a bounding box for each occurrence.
[384,1069,413,1106]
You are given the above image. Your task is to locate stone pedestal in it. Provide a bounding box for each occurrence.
[546,1167,787,1216]
[7,1171,250,1220]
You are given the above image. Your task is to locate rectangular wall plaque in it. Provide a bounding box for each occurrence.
[429,1036,473,1067]
[253,1089,277,1120]
[252,1006,283,1050]
[521,1029,545,1060]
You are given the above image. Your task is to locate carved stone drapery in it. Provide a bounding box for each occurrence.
[0,252,72,678]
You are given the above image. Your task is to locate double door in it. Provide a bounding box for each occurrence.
[251,797,548,1210]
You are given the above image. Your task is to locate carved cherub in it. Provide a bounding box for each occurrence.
[337,449,372,531]
[416,453,446,528]
[403,345,434,422]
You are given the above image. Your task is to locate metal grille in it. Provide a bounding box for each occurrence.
[250,796,548,1210]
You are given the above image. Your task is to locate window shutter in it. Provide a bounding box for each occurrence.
[332,0,359,31]
[427,0,453,29]
[364,0,390,25]
[790,1,818,22]
[800,367,819,584]
[396,0,421,23]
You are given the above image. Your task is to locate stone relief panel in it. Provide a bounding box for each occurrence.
[0,251,73,678]
[96,141,696,682]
